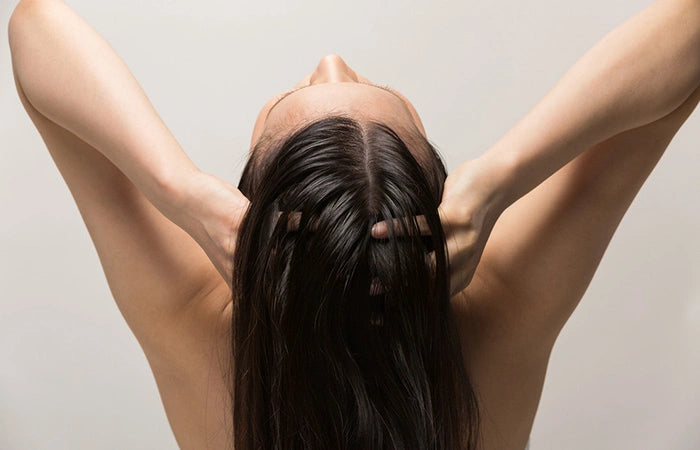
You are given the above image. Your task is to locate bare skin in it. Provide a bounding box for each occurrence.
[9,0,700,449]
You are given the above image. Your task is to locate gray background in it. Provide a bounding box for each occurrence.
[1,0,698,448]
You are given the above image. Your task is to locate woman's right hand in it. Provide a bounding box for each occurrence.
[176,170,251,292]
[371,156,509,298]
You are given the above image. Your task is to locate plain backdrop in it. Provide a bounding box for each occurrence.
[1,0,698,448]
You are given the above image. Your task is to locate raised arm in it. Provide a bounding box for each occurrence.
[436,5,700,446]
[8,0,201,221]
[417,0,700,298]
[8,0,249,287]
[477,0,700,210]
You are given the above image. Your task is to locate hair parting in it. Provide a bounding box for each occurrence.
[225,115,481,449]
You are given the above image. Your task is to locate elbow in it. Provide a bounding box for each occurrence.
[8,0,36,56]
[8,0,53,55]
[8,0,35,106]
[8,0,58,111]
[8,2,23,53]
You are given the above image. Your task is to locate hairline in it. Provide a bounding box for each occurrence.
[250,113,434,172]
[265,82,415,122]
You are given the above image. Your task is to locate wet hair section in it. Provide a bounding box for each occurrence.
[228,116,481,450]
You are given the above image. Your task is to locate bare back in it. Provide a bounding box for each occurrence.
[10,1,700,448]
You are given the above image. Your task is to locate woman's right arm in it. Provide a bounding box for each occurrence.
[385,0,700,298]
[9,0,249,289]
[472,0,700,212]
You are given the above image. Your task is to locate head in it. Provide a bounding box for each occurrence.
[249,53,427,150]
[228,55,480,450]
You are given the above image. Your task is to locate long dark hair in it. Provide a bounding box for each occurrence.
[228,115,480,449]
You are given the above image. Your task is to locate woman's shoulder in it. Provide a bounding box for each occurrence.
[450,272,551,450]
[144,281,233,448]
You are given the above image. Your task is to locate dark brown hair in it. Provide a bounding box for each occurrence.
[228,115,480,449]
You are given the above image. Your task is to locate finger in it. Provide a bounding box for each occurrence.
[424,248,469,298]
[427,249,436,274]
[278,211,320,232]
[277,211,302,231]
[370,277,389,296]
[371,215,431,239]
[423,249,463,297]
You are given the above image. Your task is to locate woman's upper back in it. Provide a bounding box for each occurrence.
[145,275,547,450]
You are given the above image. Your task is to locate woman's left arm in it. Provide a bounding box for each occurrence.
[8,0,248,287]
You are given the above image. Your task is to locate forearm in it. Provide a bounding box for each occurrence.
[8,0,197,221]
[481,0,700,209]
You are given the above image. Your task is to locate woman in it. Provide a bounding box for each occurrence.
[8,0,700,448]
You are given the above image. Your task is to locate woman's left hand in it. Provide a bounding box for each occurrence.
[176,170,250,291]
[370,157,507,298]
